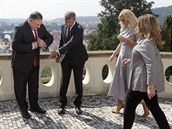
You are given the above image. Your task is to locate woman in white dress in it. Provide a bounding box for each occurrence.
[108,9,149,117]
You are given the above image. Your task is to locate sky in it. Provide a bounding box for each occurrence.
[0,0,171,20]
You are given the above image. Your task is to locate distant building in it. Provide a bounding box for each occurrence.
[2,30,13,42]
[0,40,12,53]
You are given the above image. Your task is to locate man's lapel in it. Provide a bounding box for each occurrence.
[70,22,77,34]
[25,21,35,42]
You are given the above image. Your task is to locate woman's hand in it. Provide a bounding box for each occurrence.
[121,58,131,67]
[117,35,126,42]
[117,35,123,41]
[147,85,156,99]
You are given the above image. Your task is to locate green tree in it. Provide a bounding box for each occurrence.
[88,0,154,51]
[161,15,172,52]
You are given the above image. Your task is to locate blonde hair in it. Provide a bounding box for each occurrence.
[118,9,137,32]
[137,14,163,49]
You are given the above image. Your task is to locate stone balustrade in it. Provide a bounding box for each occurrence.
[0,51,172,101]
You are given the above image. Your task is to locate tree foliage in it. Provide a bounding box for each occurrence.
[88,0,154,51]
[161,15,172,52]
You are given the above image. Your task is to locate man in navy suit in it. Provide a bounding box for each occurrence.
[12,11,53,118]
[49,11,88,115]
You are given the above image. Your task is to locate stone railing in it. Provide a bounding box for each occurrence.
[0,51,172,101]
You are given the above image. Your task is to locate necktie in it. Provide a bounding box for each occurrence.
[34,30,38,41]
[66,27,70,38]
[33,30,38,67]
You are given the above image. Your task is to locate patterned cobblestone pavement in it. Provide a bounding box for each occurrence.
[0,96,171,129]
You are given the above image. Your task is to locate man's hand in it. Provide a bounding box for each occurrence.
[38,38,46,48]
[48,51,59,59]
[32,42,39,49]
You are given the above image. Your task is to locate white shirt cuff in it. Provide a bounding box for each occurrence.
[32,44,34,50]
[56,50,60,56]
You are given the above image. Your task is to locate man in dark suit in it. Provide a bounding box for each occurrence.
[49,11,88,115]
[12,11,53,119]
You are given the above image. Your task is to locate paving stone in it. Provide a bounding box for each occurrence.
[0,96,171,129]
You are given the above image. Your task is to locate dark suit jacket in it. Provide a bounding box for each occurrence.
[58,22,88,66]
[12,21,53,73]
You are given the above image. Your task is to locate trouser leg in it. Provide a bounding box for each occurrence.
[59,56,72,108]
[73,63,84,107]
[13,70,28,112]
[28,67,39,109]
[123,90,144,129]
[143,94,170,129]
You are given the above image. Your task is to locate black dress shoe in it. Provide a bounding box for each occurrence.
[75,107,82,115]
[21,111,31,119]
[58,108,65,115]
[30,106,46,114]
